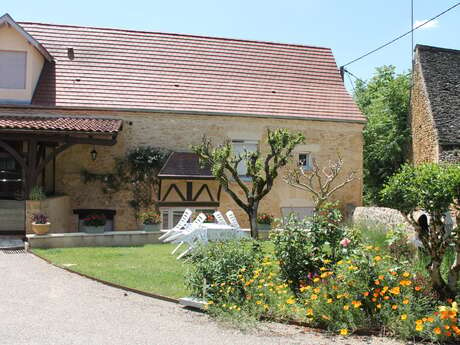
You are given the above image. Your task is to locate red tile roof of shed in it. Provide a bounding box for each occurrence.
[0,116,122,133]
[19,22,365,123]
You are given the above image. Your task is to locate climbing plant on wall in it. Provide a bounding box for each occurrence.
[81,146,170,218]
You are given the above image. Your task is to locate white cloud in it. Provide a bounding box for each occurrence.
[414,19,439,30]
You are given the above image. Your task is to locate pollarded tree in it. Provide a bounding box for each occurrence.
[380,163,460,299]
[192,129,305,239]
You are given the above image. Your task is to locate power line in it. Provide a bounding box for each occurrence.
[341,2,460,68]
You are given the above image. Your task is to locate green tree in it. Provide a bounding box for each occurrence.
[354,66,411,204]
[192,129,304,239]
[381,163,460,299]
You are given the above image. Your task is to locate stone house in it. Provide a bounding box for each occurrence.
[0,13,365,235]
[410,44,460,165]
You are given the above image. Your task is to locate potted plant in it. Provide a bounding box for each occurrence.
[256,213,274,231]
[82,214,107,234]
[31,213,51,235]
[140,210,161,232]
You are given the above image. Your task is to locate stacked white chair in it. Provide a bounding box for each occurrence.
[226,210,245,238]
[172,213,208,259]
[213,211,228,225]
[159,208,193,241]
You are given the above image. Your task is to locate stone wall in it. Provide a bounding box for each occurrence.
[1,107,364,231]
[26,195,72,234]
[410,53,440,164]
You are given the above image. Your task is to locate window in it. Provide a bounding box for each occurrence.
[0,157,16,171]
[160,207,216,229]
[298,152,312,171]
[232,140,258,176]
[0,51,26,89]
[281,207,314,220]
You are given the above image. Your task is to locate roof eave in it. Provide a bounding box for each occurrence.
[0,13,54,62]
[0,103,367,124]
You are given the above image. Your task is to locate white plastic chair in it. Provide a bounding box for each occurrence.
[225,210,241,230]
[171,213,208,259]
[213,211,228,225]
[159,208,193,241]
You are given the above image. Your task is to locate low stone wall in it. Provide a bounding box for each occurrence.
[352,206,414,232]
[26,195,73,234]
[27,230,164,249]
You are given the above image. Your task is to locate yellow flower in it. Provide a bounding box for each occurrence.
[327,298,333,304]
[256,300,262,305]
[306,308,313,316]
[323,259,332,264]
[376,304,381,309]
[402,272,410,278]
[434,327,442,335]
[314,287,321,294]
[399,280,412,287]
[403,299,409,305]
[343,305,350,311]
[313,278,320,283]
[401,314,407,320]
[416,324,424,332]
[374,256,382,262]
[286,298,295,305]
[311,294,318,300]
[339,329,348,336]
[351,301,362,308]
[390,287,400,295]
[322,315,330,320]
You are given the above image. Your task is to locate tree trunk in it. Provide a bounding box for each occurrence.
[429,259,455,300]
[447,244,460,294]
[248,201,260,239]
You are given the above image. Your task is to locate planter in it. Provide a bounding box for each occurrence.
[143,223,161,232]
[31,222,51,235]
[257,223,271,231]
[83,225,105,234]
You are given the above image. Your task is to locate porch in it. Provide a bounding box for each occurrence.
[0,114,122,235]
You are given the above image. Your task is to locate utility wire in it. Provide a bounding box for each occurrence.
[341,2,460,68]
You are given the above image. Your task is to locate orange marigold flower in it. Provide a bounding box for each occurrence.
[374,280,380,285]
[286,298,295,305]
[444,331,452,337]
[378,275,384,280]
[376,304,382,309]
[415,286,422,291]
[310,294,318,300]
[390,287,400,295]
[434,327,442,335]
[403,299,409,305]
[351,301,362,308]
[306,308,313,316]
[363,292,369,297]
[392,305,398,310]
[374,256,382,262]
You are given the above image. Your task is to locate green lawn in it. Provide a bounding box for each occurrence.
[33,244,187,298]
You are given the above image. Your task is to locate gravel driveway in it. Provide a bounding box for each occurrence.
[0,251,407,345]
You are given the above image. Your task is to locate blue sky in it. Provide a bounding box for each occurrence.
[4,0,459,87]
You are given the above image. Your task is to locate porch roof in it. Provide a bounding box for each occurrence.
[158,152,214,180]
[0,115,122,134]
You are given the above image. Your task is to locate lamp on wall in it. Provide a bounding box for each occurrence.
[90,146,97,161]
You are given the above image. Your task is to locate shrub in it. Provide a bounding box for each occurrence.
[29,186,46,201]
[185,240,263,303]
[381,163,460,299]
[271,204,351,294]
[82,214,106,227]
[32,213,48,224]
[140,210,161,225]
[299,246,435,338]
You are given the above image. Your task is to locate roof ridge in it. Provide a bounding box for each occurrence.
[18,20,331,51]
[416,44,460,55]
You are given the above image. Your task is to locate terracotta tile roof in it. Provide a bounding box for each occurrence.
[18,21,365,123]
[0,115,122,133]
[158,152,213,179]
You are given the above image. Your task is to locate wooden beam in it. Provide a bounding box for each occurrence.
[0,132,117,146]
[0,139,26,169]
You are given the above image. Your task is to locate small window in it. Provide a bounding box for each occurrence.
[0,51,27,89]
[298,153,312,171]
[160,207,216,229]
[232,140,258,176]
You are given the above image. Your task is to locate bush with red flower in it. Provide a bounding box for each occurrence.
[82,214,107,227]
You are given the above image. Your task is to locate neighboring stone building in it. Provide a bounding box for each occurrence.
[0,13,365,235]
[410,44,460,165]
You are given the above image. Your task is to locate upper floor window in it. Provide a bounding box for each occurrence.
[232,140,258,176]
[0,51,26,89]
[298,152,312,171]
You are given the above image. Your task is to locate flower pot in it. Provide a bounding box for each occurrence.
[144,223,161,232]
[83,225,105,234]
[257,223,271,231]
[31,222,51,235]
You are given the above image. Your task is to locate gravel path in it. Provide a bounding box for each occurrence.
[0,251,408,345]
